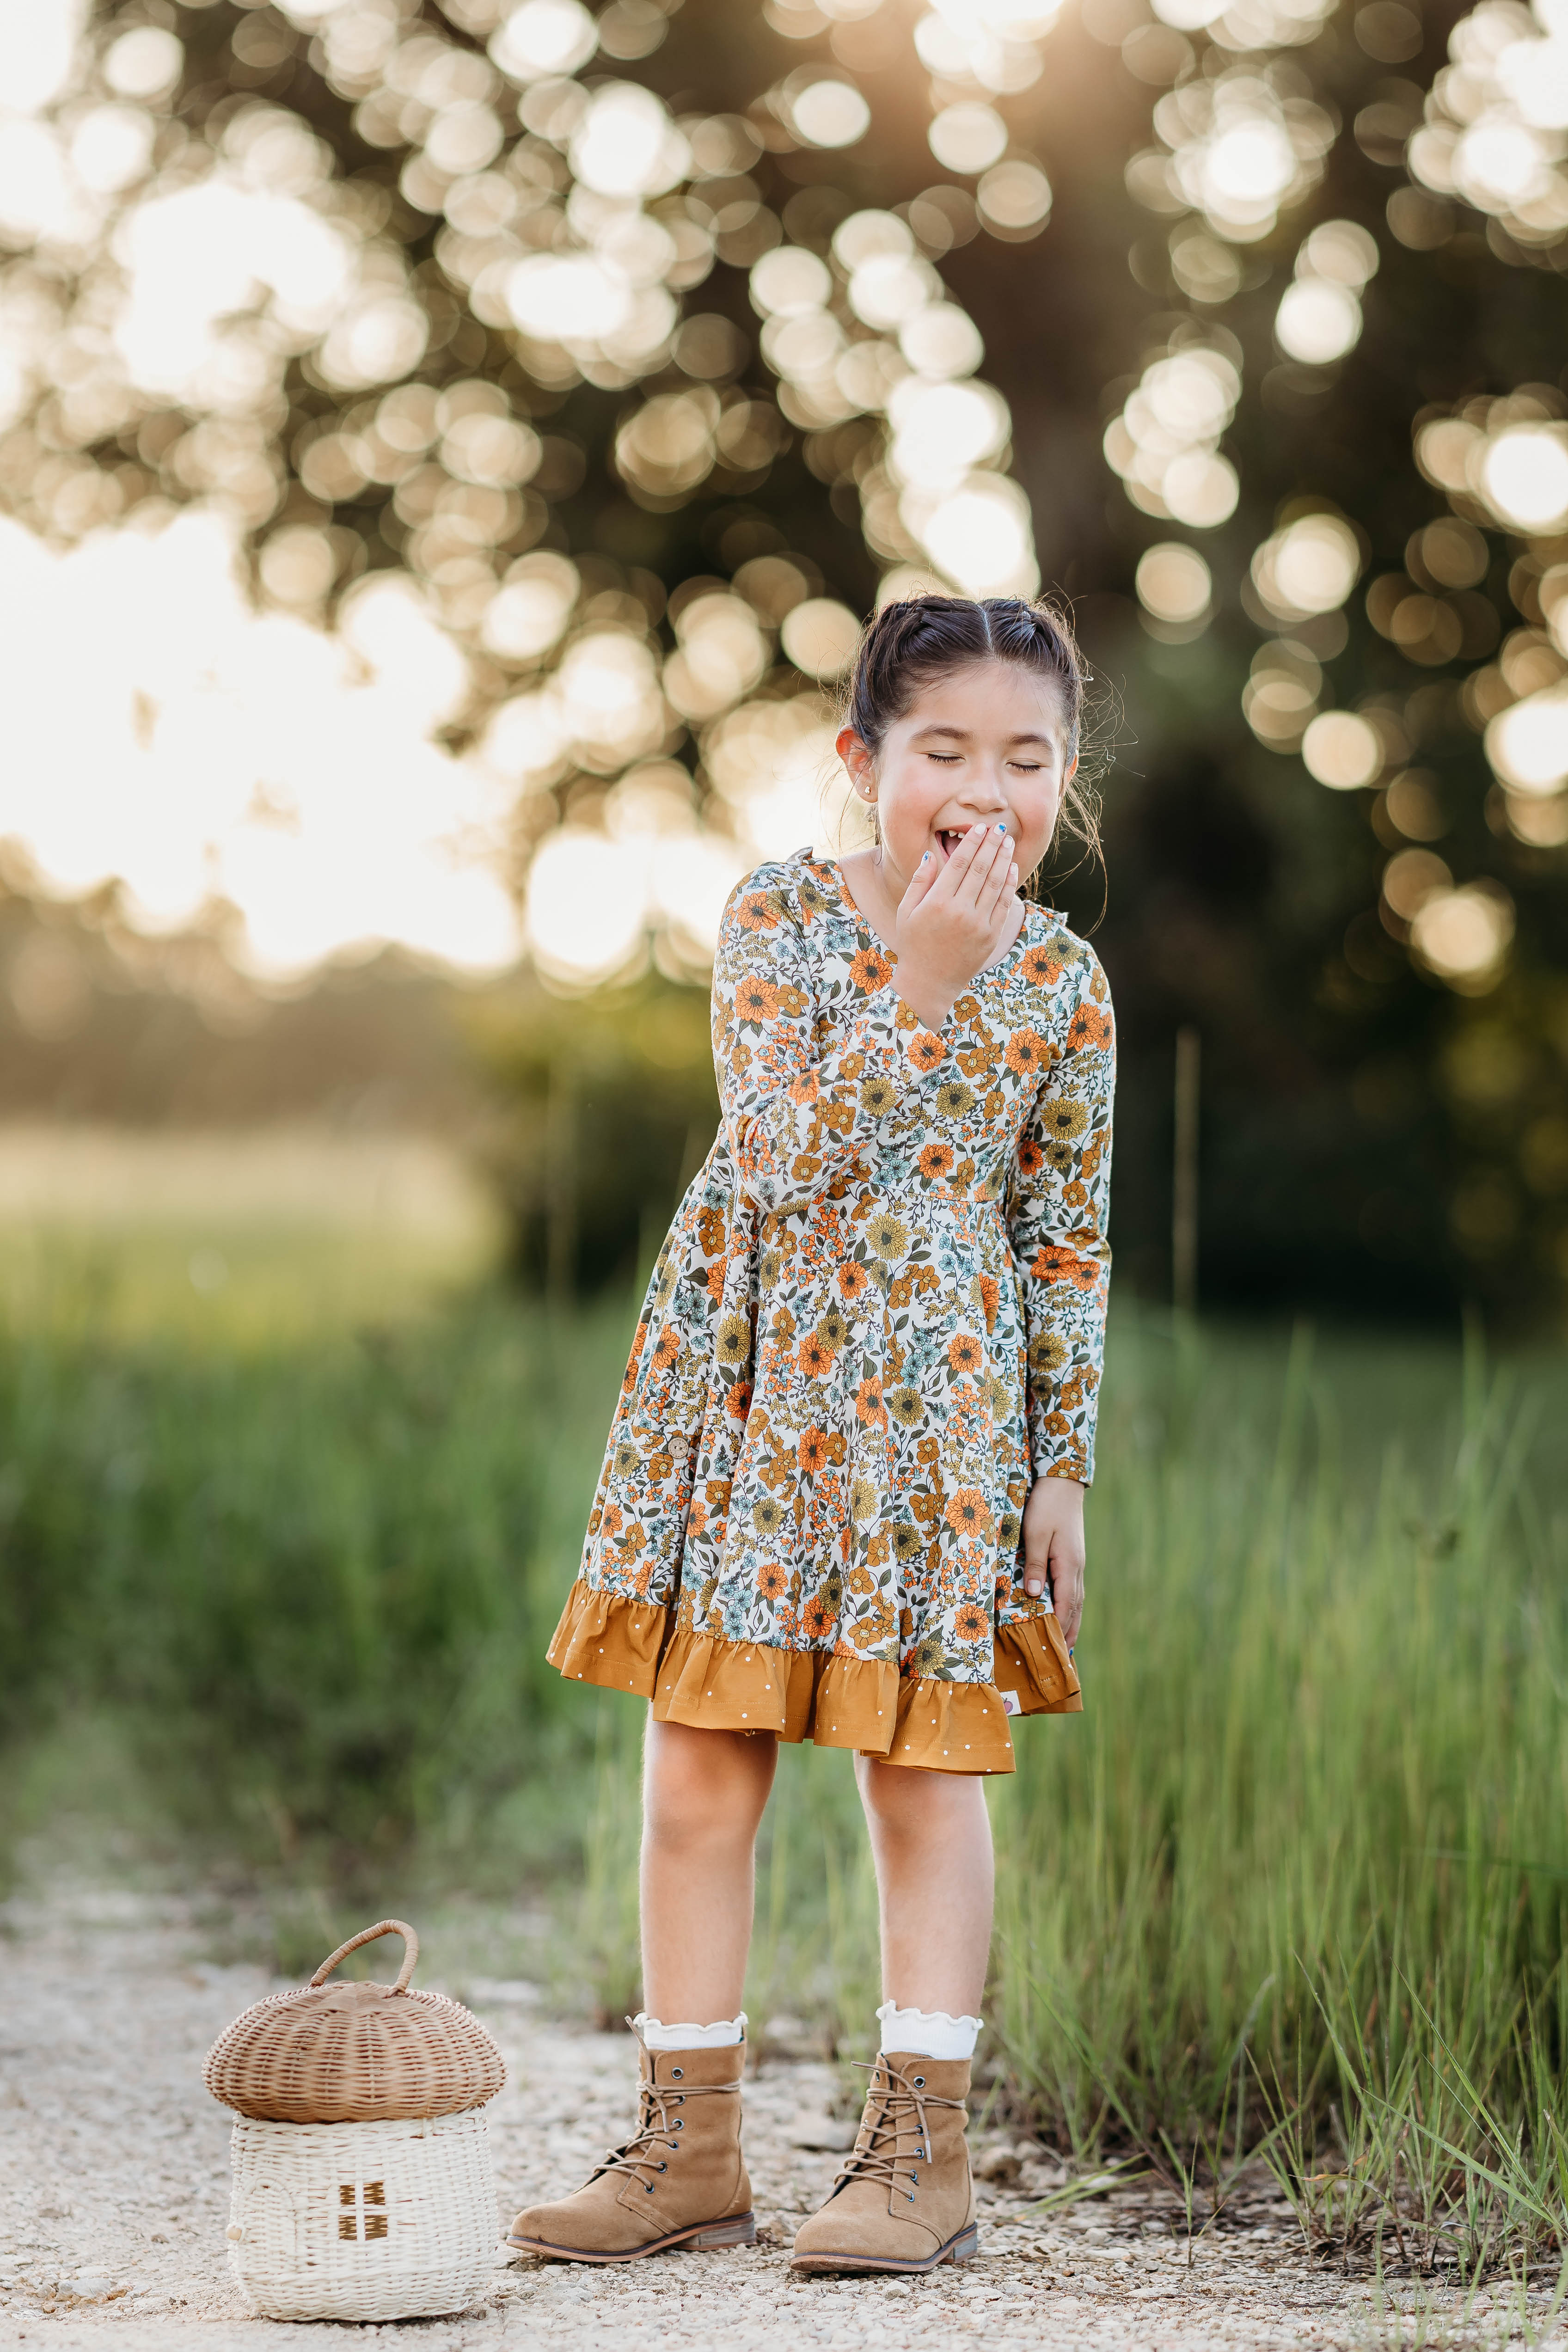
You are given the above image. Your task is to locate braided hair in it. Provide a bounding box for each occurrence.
[840,594,1102,894]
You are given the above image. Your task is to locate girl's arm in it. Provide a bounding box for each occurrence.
[1005,942,1115,1491]
[712,871,949,1217]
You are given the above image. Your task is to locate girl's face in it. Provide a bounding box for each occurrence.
[836,658,1076,899]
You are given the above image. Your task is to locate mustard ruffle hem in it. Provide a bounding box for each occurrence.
[546,1579,1081,1777]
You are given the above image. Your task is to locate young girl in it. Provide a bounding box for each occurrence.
[507,594,1114,2276]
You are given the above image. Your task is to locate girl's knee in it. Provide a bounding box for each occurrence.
[643,1721,775,1845]
[856,1756,989,1838]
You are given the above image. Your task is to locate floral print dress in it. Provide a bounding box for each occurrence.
[548,849,1114,1774]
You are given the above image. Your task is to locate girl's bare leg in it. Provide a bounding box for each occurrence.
[854,1757,994,2015]
[640,1716,778,2021]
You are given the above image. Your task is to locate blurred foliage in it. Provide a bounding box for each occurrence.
[0,1290,629,1879]
[5,0,1568,1325]
[466,974,718,1292]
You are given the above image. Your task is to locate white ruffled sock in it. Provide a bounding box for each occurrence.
[633,2011,746,2050]
[876,1999,980,2062]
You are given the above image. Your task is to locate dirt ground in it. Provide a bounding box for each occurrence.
[1,1880,1561,2352]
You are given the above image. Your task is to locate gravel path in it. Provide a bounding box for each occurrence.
[1,1882,1561,2351]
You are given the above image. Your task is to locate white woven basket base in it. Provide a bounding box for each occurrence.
[228,2110,497,2322]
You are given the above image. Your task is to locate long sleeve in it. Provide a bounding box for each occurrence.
[711,870,949,1217]
[1005,941,1115,1484]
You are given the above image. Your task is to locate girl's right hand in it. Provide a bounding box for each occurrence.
[893,824,1019,1030]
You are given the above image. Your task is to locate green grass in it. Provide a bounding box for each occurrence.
[2,1236,1566,2276]
[987,1316,1568,2277]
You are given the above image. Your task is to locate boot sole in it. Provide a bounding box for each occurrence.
[504,2212,757,2264]
[790,2222,978,2275]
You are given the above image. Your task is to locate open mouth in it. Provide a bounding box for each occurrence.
[936,829,962,860]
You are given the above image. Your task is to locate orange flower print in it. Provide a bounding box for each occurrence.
[1016,1137,1045,1180]
[908,1030,945,1073]
[955,1603,989,1642]
[736,891,779,930]
[622,1323,648,1390]
[1021,945,1062,986]
[758,1562,788,1600]
[726,1380,754,1419]
[978,1274,1000,1331]
[652,1328,681,1369]
[918,1142,955,1182]
[837,1260,870,1303]
[948,1332,984,1377]
[798,1331,833,1380]
[854,1376,887,1427]
[798,1427,830,1475]
[849,946,893,993]
[803,1595,836,1638]
[1005,1027,1051,1077]
[945,1489,994,1538]
[1067,1003,1113,1052]
[1032,1245,1082,1283]
[735,974,781,1022]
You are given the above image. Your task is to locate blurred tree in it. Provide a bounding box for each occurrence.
[465,974,717,1293]
[2,0,1565,1320]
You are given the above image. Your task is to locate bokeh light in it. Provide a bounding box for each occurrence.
[1302,710,1384,788]
[1485,684,1568,794]
[928,103,1010,174]
[781,598,863,679]
[1136,542,1213,624]
[788,79,871,148]
[525,827,649,984]
[0,0,1541,1028]
[1407,0,1568,254]
[1103,339,1242,528]
[1252,511,1363,619]
[1274,279,1362,365]
[1481,428,1568,533]
[1409,884,1516,991]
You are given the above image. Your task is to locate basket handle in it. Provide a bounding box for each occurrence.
[308,1918,419,1994]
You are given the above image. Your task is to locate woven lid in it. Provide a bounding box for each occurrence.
[203,1920,505,2125]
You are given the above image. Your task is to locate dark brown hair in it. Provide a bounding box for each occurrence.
[840,593,1102,893]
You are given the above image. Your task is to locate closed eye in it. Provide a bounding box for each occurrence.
[925,752,1047,772]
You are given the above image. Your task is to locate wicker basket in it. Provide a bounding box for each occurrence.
[204,1917,503,2124]
[224,2113,497,2323]
[206,1920,506,2323]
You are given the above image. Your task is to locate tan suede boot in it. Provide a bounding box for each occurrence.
[504,2032,755,2263]
[790,2052,977,2274]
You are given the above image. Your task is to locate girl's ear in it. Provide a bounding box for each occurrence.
[836,726,876,798]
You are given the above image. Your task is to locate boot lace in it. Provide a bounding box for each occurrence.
[831,2056,964,2205]
[585,2027,740,2196]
